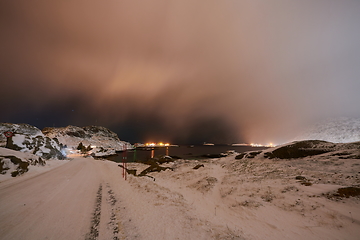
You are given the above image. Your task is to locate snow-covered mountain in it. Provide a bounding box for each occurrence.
[293,117,360,143]
[1,123,131,161]
[42,125,132,156]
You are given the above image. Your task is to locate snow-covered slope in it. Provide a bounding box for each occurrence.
[293,117,360,143]
[0,123,65,159]
[236,139,360,160]
[0,147,46,178]
[42,125,132,155]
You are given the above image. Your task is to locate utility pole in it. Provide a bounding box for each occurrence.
[122,145,127,180]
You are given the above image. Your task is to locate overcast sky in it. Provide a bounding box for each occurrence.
[1,0,360,144]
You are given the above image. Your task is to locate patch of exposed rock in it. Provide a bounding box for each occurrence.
[0,147,46,177]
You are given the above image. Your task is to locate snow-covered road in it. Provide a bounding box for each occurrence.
[0,157,155,240]
[0,158,109,239]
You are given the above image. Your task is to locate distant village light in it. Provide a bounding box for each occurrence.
[144,142,171,147]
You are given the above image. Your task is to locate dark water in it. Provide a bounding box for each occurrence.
[106,145,268,163]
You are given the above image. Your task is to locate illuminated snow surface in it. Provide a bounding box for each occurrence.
[0,143,359,240]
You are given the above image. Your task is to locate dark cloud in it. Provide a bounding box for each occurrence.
[1,0,360,144]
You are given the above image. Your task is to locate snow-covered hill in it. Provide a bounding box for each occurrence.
[0,123,132,178]
[42,125,132,156]
[293,117,360,143]
[1,123,132,161]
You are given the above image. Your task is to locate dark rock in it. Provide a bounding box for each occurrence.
[0,157,9,174]
[300,181,312,186]
[236,151,262,159]
[295,176,312,186]
[246,151,262,158]
[295,176,307,181]
[156,156,175,164]
[0,155,30,177]
[337,187,360,198]
[193,164,204,169]
[235,153,246,159]
[139,163,173,176]
[201,153,227,158]
[66,129,88,138]
[118,161,173,179]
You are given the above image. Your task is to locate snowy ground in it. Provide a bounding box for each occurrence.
[0,153,359,240]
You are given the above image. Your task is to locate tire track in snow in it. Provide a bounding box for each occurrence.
[86,182,127,240]
[106,184,121,240]
[86,184,103,240]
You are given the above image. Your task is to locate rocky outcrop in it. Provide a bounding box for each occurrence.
[0,123,65,160]
[42,125,132,157]
[0,147,46,177]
